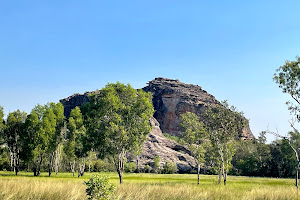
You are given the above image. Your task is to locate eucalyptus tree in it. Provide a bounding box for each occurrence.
[273,57,300,188]
[274,57,300,120]
[3,110,27,175]
[64,106,86,177]
[202,101,246,185]
[82,82,154,183]
[46,103,65,176]
[26,103,64,176]
[180,112,210,185]
[267,128,300,189]
[24,111,42,176]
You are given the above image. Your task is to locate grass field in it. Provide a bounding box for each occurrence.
[0,171,299,200]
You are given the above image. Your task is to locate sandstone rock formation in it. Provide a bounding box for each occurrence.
[143,77,254,140]
[59,77,254,172]
[60,91,94,118]
[139,117,196,172]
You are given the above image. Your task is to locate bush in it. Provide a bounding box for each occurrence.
[153,155,161,173]
[125,162,136,173]
[84,174,116,200]
[93,160,115,172]
[143,164,151,173]
[162,160,178,174]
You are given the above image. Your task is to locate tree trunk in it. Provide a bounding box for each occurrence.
[70,160,75,177]
[14,153,19,176]
[224,171,227,186]
[296,161,299,190]
[117,151,125,184]
[89,160,91,173]
[33,167,37,176]
[118,169,123,184]
[10,151,13,172]
[218,167,222,185]
[197,163,200,185]
[78,158,85,177]
[136,155,139,173]
[48,165,52,176]
[37,156,43,176]
[54,146,61,175]
[13,152,17,175]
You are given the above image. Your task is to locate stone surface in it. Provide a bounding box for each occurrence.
[143,77,254,139]
[59,91,94,118]
[138,117,196,173]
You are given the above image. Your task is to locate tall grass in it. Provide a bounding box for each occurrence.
[0,172,299,200]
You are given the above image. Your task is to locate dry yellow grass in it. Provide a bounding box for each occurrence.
[0,172,299,200]
[0,177,86,200]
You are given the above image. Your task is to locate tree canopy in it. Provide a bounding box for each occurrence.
[274,57,300,120]
[82,82,154,183]
[180,111,209,184]
[202,101,247,185]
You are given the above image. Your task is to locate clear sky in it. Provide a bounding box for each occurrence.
[1,1,300,142]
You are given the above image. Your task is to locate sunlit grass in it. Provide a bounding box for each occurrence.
[0,171,299,200]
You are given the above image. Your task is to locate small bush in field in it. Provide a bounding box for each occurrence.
[162,160,178,174]
[153,155,161,173]
[125,162,136,173]
[84,174,116,200]
[93,160,115,172]
[143,164,151,173]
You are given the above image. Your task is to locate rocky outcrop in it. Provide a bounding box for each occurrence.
[59,77,254,172]
[60,92,94,118]
[139,117,196,172]
[143,77,254,139]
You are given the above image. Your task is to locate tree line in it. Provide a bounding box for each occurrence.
[1,57,300,186]
[0,83,154,184]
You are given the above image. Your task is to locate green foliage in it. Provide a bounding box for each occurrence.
[84,174,116,200]
[180,112,210,173]
[92,159,115,172]
[162,160,178,174]
[143,164,151,173]
[202,101,247,184]
[65,107,86,160]
[163,133,183,143]
[3,110,27,174]
[274,57,300,120]
[124,162,136,173]
[22,102,65,176]
[0,146,10,170]
[153,155,160,173]
[83,82,154,156]
[82,82,154,183]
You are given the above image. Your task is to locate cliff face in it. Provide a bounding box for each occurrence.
[60,92,92,118]
[143,77,254,140]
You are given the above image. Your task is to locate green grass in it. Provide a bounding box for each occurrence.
[0,171,299,200]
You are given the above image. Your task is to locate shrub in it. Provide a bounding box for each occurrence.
[153,155,161,173]
[125,162,136,173]
[93,160,115,172]
[162,160,178,174]
[84,174,116,200]
[143,164,151,173]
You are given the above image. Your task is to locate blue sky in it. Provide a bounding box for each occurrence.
[1,1,300,142]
